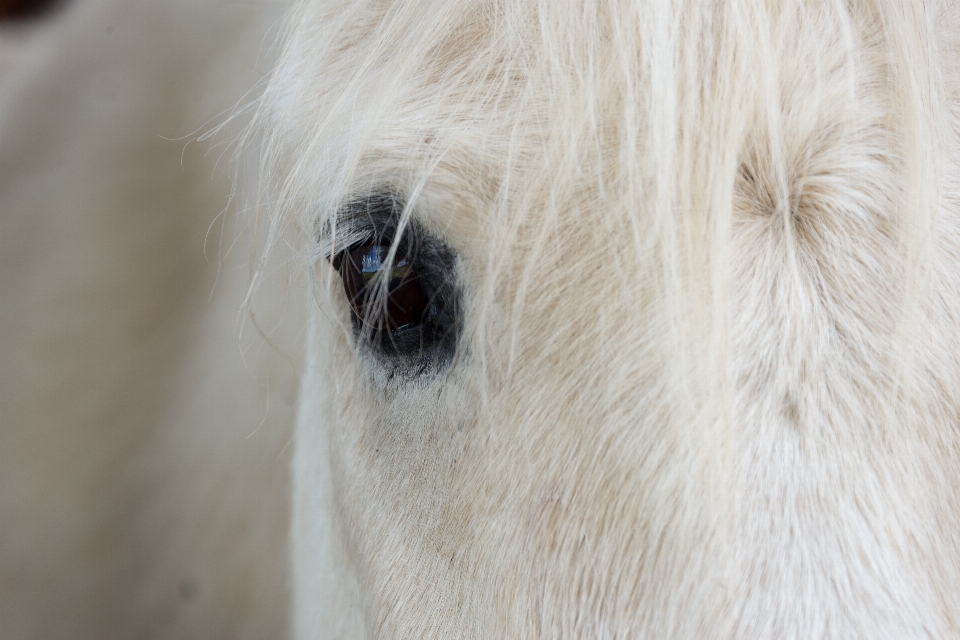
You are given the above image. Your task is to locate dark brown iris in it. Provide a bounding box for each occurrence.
[338,243,428,335]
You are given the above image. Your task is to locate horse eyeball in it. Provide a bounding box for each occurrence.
[328,200,460,376]
[337,243,429,340]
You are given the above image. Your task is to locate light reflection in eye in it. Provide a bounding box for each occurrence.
[337,243,428,335]
[359,248,410,284]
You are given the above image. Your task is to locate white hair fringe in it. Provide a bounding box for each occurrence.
[246,0,953,473]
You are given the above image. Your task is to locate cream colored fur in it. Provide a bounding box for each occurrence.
[254,0,960,638]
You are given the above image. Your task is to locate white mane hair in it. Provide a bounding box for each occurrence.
[250,0,960,638]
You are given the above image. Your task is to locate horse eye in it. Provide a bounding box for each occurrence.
[327,202,460,374]
[335,243,429,340]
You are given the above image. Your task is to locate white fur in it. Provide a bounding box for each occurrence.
[255,0,960,638]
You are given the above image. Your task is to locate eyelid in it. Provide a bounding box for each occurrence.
[323,192,406,257]
[321,225,375,265]
[327,219,413,269]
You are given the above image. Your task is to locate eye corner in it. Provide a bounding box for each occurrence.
[328,249,344,271]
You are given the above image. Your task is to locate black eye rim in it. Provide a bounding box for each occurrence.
[326,194,462,376]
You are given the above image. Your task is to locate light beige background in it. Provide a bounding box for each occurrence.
[0,1,297,637]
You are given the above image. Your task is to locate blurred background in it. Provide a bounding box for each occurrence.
[0,1,299,637]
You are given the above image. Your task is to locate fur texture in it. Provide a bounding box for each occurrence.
[255,0,960,638]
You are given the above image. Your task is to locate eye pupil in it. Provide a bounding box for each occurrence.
[338,243,429,339]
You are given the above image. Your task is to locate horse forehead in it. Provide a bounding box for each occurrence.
[286,2,884,174]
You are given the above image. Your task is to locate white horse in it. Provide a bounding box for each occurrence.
[4,0,960,638]
[257,0,960,637]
